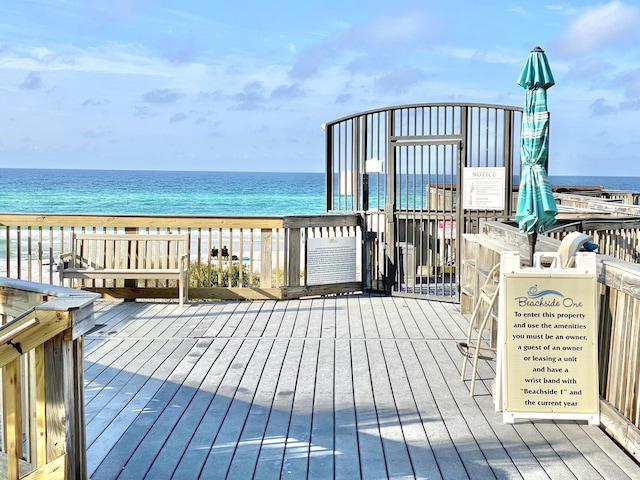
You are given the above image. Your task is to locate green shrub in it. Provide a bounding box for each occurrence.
[190,262,259,287]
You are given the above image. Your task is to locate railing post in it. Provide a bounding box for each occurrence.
[45,333,67,463]
[124,226,137,291]
[34,344,46,467]
[260,229,273,288]
[44,316,90,480]
[287,228,301,287]
[3,358,22,479]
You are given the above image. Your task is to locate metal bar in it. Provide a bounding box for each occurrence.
[0,317,40,346]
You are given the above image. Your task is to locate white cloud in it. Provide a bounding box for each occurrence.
[143,88,182,104]
[508,6,530,17]
[546,4,580,16]
[340,10,433,50]
[433,46,522,67]
[565,56,614,81]
[616,67,640,99]
[556,1,640,57]
[589,97,616,115]
[19,71,43,90]
[373,66,425,95]
[85,0,147,23]
[0,1,638,174]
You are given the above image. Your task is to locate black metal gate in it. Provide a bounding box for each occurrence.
[324,103,522,301]
[387,139,462,299]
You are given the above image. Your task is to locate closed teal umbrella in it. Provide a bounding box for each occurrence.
[515,46,558,264]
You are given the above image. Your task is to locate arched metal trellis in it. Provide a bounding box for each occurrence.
[324,102,523,300]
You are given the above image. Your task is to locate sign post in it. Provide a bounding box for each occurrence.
[499,250,599,425]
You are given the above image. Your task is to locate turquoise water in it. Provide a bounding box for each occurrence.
[0,169,326,215]
[1,168,639,216]
[1,168,639,263]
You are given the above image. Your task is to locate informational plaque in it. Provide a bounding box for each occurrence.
[499,251,599,425]
[463,167,505,210]
[307,237,357,285]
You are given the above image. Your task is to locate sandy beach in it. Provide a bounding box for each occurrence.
[1,260,62,286]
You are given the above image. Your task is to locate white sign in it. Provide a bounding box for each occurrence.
[307,237,357,285]
[499,251,599,426]
[438,219,456,239]
[339,171,353,196]
[463,167,505,210]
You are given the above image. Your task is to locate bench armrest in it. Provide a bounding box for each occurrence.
[58,252,72,269]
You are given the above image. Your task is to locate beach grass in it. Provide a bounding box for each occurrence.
[189,261,259,288]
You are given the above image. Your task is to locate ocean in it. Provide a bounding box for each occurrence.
[1,168,639,215]
[0,169,326,215]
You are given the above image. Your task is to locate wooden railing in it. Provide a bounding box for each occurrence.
[556,191,640,210]
[529,192,640,263]
[0,214,363,301]
[464,220,640,462]
[0,278,99,479]
[555,192,640,215]
[546,217,640,264]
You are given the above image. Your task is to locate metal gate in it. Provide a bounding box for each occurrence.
[387,139,462,299]
[324,103,522,301]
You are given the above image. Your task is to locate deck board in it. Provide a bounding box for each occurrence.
[307,338,336,480]
[351,339,388,478]
[224,338,288,479]
[197,338,273,479]
[410,344,472,478]
[253,338,305,478]
[169,338,243,478]
[87,338,197,478]
[84,296,640,479]
[368,340,415,478]
[333,339,361,480]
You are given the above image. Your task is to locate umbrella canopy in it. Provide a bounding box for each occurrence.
[515,47,558,237]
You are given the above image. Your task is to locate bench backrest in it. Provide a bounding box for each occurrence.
[69,233,189,270]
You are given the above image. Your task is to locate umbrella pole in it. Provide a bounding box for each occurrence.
[528,232,537,266]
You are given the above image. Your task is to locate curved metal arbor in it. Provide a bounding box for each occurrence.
[324,102,523,298]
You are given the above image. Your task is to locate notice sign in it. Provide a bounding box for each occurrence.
[502,272,599,425]
[463,167,505,210]
[307,237,357,285]
[438,219,456,239]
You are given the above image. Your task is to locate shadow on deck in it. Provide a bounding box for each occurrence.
[84,296,640,479]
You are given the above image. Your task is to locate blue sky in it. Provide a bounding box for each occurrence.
[1,1,639,174]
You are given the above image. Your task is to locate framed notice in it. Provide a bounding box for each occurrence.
[307,237,357,285]
[499,251,599,425]
[463,167,505,210]
[437,219,456,239]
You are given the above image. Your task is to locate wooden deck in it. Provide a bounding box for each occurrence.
[84,295,640,480]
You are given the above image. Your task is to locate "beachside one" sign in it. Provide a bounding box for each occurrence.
[499,251,599,425]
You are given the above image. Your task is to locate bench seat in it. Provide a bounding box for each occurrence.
[59,233,189,306]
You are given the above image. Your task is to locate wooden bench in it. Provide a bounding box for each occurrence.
[59,233,189,306]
